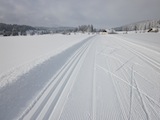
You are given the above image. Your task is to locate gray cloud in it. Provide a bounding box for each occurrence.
[0,0,160,28]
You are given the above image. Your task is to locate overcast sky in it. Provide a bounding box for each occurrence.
[0,0,160,28]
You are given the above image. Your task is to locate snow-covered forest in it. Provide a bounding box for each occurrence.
[0,23,96,36]
[114,19,160,32]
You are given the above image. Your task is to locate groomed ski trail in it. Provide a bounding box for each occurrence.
[19,36,95,120]
[1,34,160,120]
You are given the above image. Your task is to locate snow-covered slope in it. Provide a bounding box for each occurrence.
[0,33,160,120]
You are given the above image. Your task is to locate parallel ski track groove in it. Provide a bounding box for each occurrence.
[19,37,93,120]
[44,40,92,120]
[33,41,90,120]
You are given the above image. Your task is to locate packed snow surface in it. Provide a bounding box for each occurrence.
[0,33,160,120]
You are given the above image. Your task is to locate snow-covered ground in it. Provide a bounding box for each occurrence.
[0,33,160,120]
[117,33,160,52]
[0,34,92,74]
[0,34,92,88]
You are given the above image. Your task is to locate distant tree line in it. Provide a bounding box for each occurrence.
[0,23,36,36]
[74,25,96,33]
[0,23,98,36]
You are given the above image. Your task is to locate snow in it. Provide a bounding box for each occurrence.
[0,33,160,120]
[117,33,160,52]
[0,34,91,88]
[0,34,91,74]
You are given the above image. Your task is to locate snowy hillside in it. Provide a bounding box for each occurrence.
[0,33,160,120]
[114,19,160,31]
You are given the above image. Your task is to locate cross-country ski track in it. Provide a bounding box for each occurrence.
[0,34,160,120]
